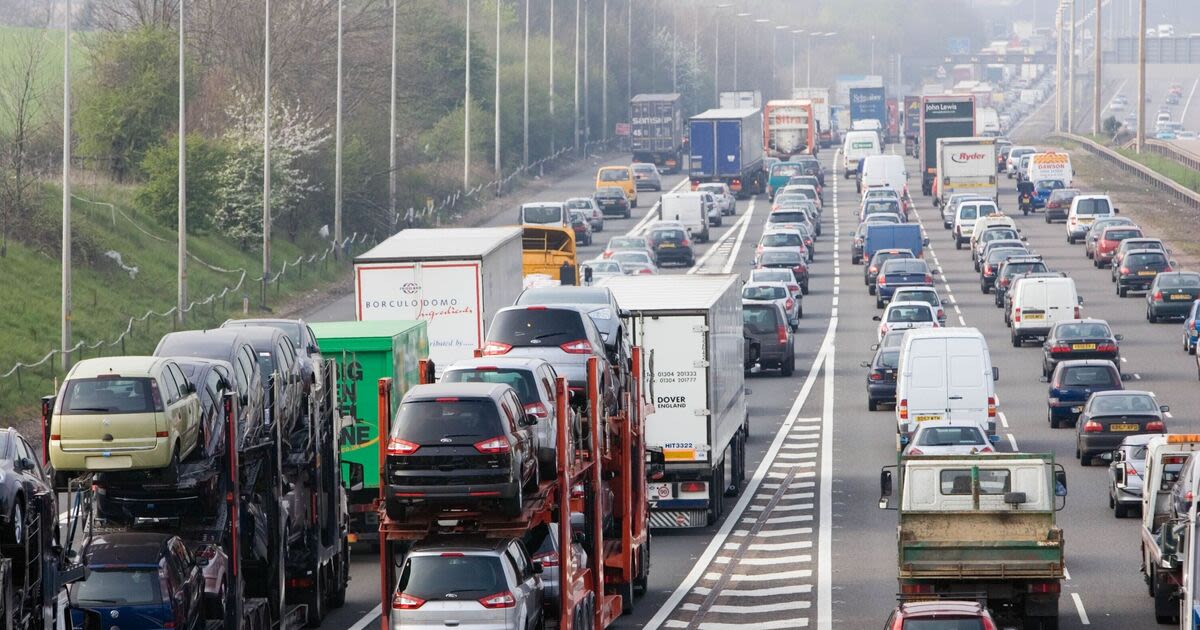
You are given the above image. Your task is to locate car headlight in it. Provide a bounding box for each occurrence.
[590,308,614,320]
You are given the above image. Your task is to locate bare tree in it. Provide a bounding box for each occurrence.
[0,29,52,258]
[90,0,180,31]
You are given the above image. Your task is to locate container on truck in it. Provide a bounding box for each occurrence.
[605,274,749,528]
[763,99,817,157]
[793,87,833,147]
[630,93,685,173]
[310,319,429,544]
[1139,434,1200,625]
[835,74,884,105]
[920,95,976,196]
[936,136,998,208]
[849,86,887,134]
[354,227,523,375]
[879,453,1067,629]
[719,90,762,110]
[977,107,1002,136]
[903,96,921,156]
[1027,151,1073,189]
[689,108,766,199]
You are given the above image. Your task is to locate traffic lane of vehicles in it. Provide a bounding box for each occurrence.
[910,169,1200,629]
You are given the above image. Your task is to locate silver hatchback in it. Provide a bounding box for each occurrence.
[390,538,544,630]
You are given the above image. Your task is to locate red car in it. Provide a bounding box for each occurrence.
[885,600,999,629]
[1093,225,1143,269]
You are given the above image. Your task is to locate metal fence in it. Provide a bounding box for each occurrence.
[1051,132,1200,211]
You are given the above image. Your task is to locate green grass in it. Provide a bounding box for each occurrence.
[1113,148,1200,193]
[0,182,365,422]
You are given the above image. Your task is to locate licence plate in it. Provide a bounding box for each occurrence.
[1024,313,1045,320]
[1138,271,1156,276]
[1110,423,1139,432]
[1172,294,1192,300]
[661,243,676,248]
[915,415,942,422]
[1072,406,1084,413]
[1079,217,1094,223]
[1072,343,1097,350]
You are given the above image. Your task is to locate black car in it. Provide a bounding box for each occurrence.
[757,250,809,294]
[594,187,631,218]
[865,249,915,295]
[1146,271,1200,322]
[514,285,628,364]
[1076,390,1167,466]
[862,346,900,411]
[0,428,53,547]
[222,318,324,389]
[385,382,539,518]
[1116,250,1172,297]
[742,302,794,376]
[794,155,825,186]
[71,532,206,630]
[236,326,305,435]
[646,226,695,266]
[1041,319,1122,377]
[980,248,1029,294]
[994,257,1048,307]
[154,329,266,443]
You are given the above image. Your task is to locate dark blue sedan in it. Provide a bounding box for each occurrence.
[1045,359,1124,429]
[71,532,206,630]
[875,259,935,308]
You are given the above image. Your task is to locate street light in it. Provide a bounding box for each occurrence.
[773,24,789,97]
[790,29,805,95]
[807,32,836,89]
[733,12,750,91]
[710,4,734,105]
[754,18,770,96]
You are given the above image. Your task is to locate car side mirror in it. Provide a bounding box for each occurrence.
[878,468,895,509]
[932,269,941,275]
[1114,207,1120,214]
[14,457,34,473]
[922,238,930,246]
[1038,375,1050,383]
[1021,236,1029,242]
[521,414,538,427]
[187,382,198,395]
[992,367,1000,382]
[870,343,880,351]
[1077,296,1085,305]
[1113,450,1125,463]
[1172,260,1179,267]
[307,343,319,354]
[860,361,871,368]
[1097,451,1114,463]
[571,530,586,544]
[344,462,365,491]
[1161,405,1171,413]
[872,315,881,321]
[1055,470,1068,496]
[1115,333,1124,341]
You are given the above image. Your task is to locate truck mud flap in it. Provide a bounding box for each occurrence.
[649,510,708,529]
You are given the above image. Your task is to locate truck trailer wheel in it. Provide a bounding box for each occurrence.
[706,462,725,526]
[633,539,650,596]
[1028,616,1059,630]
[1155,580,1179,624]
[301,565,326,627]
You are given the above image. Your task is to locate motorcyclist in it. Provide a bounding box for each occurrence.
[1017,179,1035,215]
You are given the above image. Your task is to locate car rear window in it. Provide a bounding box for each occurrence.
[771,163,802,178]
[1075,198,1111,215]
[1090,394,1159,414]
[760,251,802,265]
[225,321,302,348]
[768,212,806,224]
[1035,180,1065,190]
[894,290,938,306]
[1061,366,1117,386]
[958,205,979,220]
[878,350,900,369]
[1056,323,1111,339]
[762,233,802,248]
[987,249,1025,264]
[440,369,537,405]
[751,270,793,284]
[393,400,501,443]
[902,618,986,629]
[523,205,564,223]
[1159,274,1200,289]
[61,377,160,415]
[698,185,724,195]
[1002,262,1047,277]
[73,568,161,606]
[397,554,506,601]
[887,306,932,322]
[941,469,1010,495]
[518,288,609,305]
[743,305,781,333]
[982,229,1018,242]
[884,260,926,274]
[565,199,593,210]
[1105,229,1141,240]
[489,309,588,348]
[612,251,651,265]
[917,426,986,446]
[1127,253,1167,268]
[864,201,900,214]
[743,286,787,301]
[651,229,687,243]
[608,237,645,250]
[599,169,629,182]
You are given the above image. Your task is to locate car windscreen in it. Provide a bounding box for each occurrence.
[917,426,986,447]
[768,212,806,224]
[397,554,507,601]
[489,309,587,348]
[74,568,162,606]
[599,169,629,182]
[743,286,787,301]
[60,377,160,415]
[393,399,501,443]
[1075,198,1111,215]
[523,205,564,223]
[1061,366,1117,386]
[1158,274,1200,289]
[762,233,803,248]
[742,305,781,333]
[887,306,932,322]
[441,369,537,405]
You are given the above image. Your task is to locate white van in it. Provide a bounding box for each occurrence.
[896,328,999,444]
[519,202,568,227]
[1010,276,1081,346]
[661,192,712,242]
[1065,194,1118,243]
[842,130,882,179]
[859,154,908,200]
[952,199,999,249]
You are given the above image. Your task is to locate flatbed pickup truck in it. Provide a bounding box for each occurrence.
[1139,434,1200,625]
[880,453,1068,630]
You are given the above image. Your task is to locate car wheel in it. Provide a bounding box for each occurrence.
[624,208,631,219]
[503,481,524,518]
[868,399,878,412]
[1148,309,1157,323]
[1067,234,1075,244]
[954,237,962,250]
[1115,502,1130,518]
[1045,214,1051,224]
[632,199,638,208]
[1080,449,1092,466]
[876,297,884,309]
[781,354,795,377]
[1,498,23,546]
[1191,339,1197,356]
[1011,333,1021,347]
[980,282,988,294]
[868,285,876,295]
[1048,409,1059,429]
[1118,285,1127,297]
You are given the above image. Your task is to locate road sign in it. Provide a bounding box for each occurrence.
[947,37,971,55]
[615,122,631,136]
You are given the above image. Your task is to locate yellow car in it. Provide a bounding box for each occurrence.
[49,356,201,477]
[596,166,638,208]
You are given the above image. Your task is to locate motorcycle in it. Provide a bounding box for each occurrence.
[1019,192,1034,216]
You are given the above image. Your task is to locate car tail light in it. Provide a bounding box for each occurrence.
[937,308,945,320]
[1165,266,1174,273]
[638,267,653,275]
[898,399,908,420]
[924,274,934,284]
[869,265,878,274]
[983,264,992,275]
[602,250,613,258]
[730,178,743,191]
[1014,307,1021,323]
[1120,266,1130,275]
[1147,421,1166,432]
[474,436,511,454]
[788,284,800,294]
[1083,420,1103,433]
[690,181,699,191]
[560,339,593,354]
[1126,464,1138,477]
[1029,582,1061,594]
[877,277,886,287]
[1000,277,1010,287]
[1074,306,1082,318]
[524,402,549,419]
[1050,345,1071,354]
[900,583,932,594]
[478,591,517,609]
[907,448,924,455]
[777,325,788,344]
[1096,343,1118,353]
[683,238,692,247]
[979,446,994,453]
[869,372,883,381]
[532,551,560,568]
[987,396,997,418]
[482,341,513,355]
[785,298,795,310]
[386,438,420,456]
[680,481,706,493]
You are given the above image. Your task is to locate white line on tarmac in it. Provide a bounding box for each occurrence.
[626,177,690,236]
[1072,593,1091,625]
[689,204,754,275]
[1007,433,1019,451]
[1183,77,1200,125]
[722,199,758,274]
[999,412,1009,429]
[346,604,383,630]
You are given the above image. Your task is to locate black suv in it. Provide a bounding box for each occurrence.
[647,226,695,267]
[154,329,266,443]
[1116,249,1172,297]
[385,383,539,518]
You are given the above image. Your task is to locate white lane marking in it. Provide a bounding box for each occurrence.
[1133,373,1142,380]
[688,618,812,630]
[818,346,835,630]
[1166,412,1174,419]
[1007,433,1019,451]
[681,600,812,614]
[1120,356,1127,363]
[718,554,813,566]
[999,412,1009,429]
[748,540,814,552]
[689,205,754,275]
[693,584,812,597]
[711,569,813,582]
[346,604,383,630]
[751,526,814,538]
[722,199,758,274]
[626,177,690,236]
[1064,566,1072,580]
[1072,592,1091,625]
[1183,77,1200,126]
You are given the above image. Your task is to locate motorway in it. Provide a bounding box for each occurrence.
[311,137,1200,629]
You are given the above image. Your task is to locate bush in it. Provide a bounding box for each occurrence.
[136,134,229,233]
[1103,115,1122,137]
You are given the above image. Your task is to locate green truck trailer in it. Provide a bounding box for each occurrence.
[310,320,429,544]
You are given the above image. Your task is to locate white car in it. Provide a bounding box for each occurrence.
[697,183,737,216]
[582,258,624,284]
[889,286,946,326]
[565,197,605,232]
[903,421,997,456]
[873,301,939,342]
[742,281,801,329]
[750,268,802,301]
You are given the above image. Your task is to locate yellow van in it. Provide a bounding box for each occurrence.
[596,166,638,208]
[522,225,578,284]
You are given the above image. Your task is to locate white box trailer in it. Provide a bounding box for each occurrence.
[936,136,998,206]
[353,227,523,374]
[604,274,748,529]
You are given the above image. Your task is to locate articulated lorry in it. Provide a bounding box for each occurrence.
[935,136,999,207]
[688,108,766,199]
[764,99,817,157]
[793,87,833,147]
[903,96,921,157]
[849,86,887,133]
[880,453,1067,630]
[630,93,685,173]
[920,95,976,196]
[719,90,762,110]
[605,274,748,529]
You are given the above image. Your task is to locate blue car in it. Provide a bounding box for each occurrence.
[1032,179,1066,209]
[875,258,935,308]
[71,532,206,630]
[1045,359,1124,429]
[1184,300,1200,354]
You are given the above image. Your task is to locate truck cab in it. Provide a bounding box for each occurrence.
[1139,434,1200,624]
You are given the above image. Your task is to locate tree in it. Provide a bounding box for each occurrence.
[0,27,52,258]
[135,133,229,233]
[77,27,189,181]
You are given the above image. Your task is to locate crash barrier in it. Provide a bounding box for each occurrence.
[1051,132,1200,212]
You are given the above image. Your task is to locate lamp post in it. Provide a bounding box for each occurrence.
[754,17,770,95]
[711,4,733,105]
[177,0,187,324]
[774,24,789,97]
[464,0,471,189]
[790,29,804,95]
[733,12,750,91]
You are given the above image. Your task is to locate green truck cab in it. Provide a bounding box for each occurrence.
[309,320,428,544]
[879,453,1068,629]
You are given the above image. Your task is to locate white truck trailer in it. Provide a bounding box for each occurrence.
[936,136,999,207]
[604,274,749,529]
[353,227,523,374]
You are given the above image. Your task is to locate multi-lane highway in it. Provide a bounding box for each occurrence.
[311,133,1200,629]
